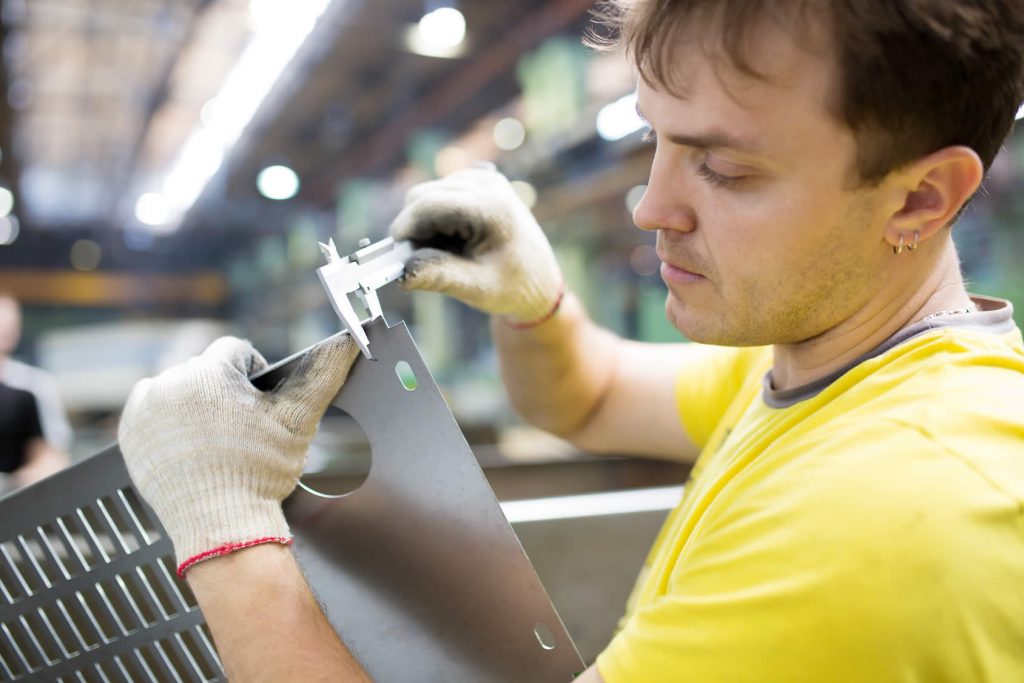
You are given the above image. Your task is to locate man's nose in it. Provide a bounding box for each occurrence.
[632,157,696,233]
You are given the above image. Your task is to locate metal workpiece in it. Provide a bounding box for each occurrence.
[0,318,584,682]
[285,318,585,682]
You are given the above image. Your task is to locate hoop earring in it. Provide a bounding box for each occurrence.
[893,233,904,255]
[906,230,920,252]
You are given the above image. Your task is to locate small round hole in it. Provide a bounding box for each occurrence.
[395,360,418,391]
[533,622,556,651]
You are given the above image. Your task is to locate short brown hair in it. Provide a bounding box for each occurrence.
[591,0,1024,184]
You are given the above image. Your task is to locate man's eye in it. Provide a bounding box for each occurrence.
[696,163,745,189]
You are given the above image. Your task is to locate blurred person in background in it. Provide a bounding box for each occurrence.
[115,0,1024,681]
[0,290,74,455]
[0,381,65,494]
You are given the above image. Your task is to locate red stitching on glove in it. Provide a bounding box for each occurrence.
[177,536,293,577]
[505,286,566,330]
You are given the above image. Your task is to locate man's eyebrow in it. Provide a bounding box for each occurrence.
[635,102,766,156]
[664,131,764,155]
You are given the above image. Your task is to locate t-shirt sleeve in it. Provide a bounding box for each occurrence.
[595,423,1023,683]
[673,344,771,449]
[595,479,897,683]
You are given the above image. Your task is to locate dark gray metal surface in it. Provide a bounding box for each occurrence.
[0,448,220,682]
[0,318,584,681]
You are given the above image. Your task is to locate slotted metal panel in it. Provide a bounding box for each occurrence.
[0,319,585,682]
[0,448,223,681]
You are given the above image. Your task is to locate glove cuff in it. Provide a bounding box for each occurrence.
[161,493,293,577]
[505,284,565,329]
[502,257,565,325]
[177,536,292,577]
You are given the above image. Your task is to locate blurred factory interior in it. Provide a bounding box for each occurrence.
[0,0,1022,659]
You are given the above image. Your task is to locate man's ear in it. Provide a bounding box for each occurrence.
[882,145,984,250]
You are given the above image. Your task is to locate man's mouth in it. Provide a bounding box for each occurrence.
[656,246,706,284]
[660,261,705,284]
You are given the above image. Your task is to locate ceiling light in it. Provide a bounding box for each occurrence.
[596,91,643,142]
[0,187,13,217]
[256,165,301,200]
[625,184,646,213]
[135,192,171,226]
[162,129,225,227]
[153,0,333,230]
[199,99,219,128]
[70,240,102,271]
[0,215,19,245]
[493,117,526,151]
[629,244,660,277]
[403,6,467,58]
[418,7,465,50]
[510,180,537,209]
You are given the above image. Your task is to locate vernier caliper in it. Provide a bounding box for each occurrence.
[317,236,413,359]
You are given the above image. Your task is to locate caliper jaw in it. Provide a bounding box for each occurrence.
[316,237,412,359]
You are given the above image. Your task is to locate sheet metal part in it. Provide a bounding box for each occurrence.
[0,318,584,682]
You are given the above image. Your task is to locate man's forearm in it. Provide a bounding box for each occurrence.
[491,292,619,439]
[187,544,372,682]
[14,438,67,486]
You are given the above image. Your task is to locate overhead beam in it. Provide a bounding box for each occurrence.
[306,0,595,203]
[0,269,227,307]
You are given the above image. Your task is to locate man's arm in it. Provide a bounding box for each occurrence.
[492,293,697,461]
[187,544,371,683]
[575,665,606,682]
[118,334,364,679]
[12,436,67,486]
[391,167,697,462]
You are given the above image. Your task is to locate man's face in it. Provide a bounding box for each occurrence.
[0,296,21,356]
[635,19,895,346]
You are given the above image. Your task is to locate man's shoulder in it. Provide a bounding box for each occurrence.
[0,381,36,404]
[690,417,1022,605]
[2,357,61,397]
[0,382,41,424]
[2,357,49,386]
[703,408,1024,562]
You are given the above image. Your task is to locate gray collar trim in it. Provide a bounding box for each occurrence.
[761,295,1017,409]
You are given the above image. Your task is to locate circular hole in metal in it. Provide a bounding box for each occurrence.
[395,360,418,391]
[533,622,556,651]
[294,406,371,499]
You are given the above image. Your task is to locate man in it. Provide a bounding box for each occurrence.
[118,1,1024,681]
[0,381,63,493]
[0,291,69,492]
[0,291,74,453]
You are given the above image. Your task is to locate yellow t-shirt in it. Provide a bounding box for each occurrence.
[597,297,1024,682]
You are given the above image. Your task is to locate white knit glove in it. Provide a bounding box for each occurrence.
[118,334,359,576]
[389,166,564,326]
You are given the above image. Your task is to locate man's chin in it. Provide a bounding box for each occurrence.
[665,298,765,347]
[665,298,716,343]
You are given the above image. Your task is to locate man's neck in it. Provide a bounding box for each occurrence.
[771,243,973,391]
